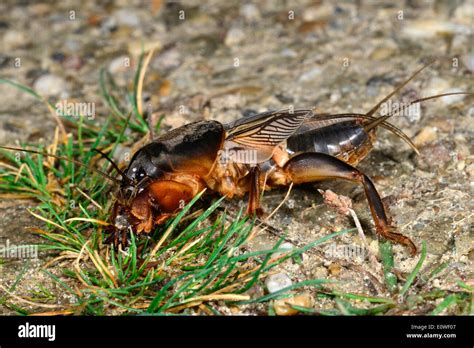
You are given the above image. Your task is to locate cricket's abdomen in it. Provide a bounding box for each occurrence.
[286,120,376,166]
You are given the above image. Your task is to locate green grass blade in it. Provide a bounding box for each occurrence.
[400,241,427,297]
[379,241,397,293]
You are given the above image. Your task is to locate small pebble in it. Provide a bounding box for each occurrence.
[247,234,274,252]
[113,8,141,27]
[280,48,297,58]
[461,54,474,72]
[426,77,451,95]
[3,30,29,49]
[430,117,454,133]
[64,39,82,53]
[468,107,474,117]
[51,52,66,62]
[240,4,261,22]
[154,49,181,71]
[28,3,51,16]
[369,45,396,60]
[33,74,67,97]
[0,54,9,68]
[225,27,245,46]
[273,293,312,316]
[454,2,474,24]
[265,273,292,293]
[100,17,118,33]
[416,142,453,170]
[302,4,333,21]
[465,163,474,182]
[440,88,466,105]
[210,94,243,110]
[280,242,294,251]
[128,40,162,56]
[229,306,241,314]
[63,55,84,70]
[328,263,341,276]
[456,160,465,171]
[330,91,341,103]
[108,56,132,74]
[275,242,294,257]
[245,285,264,298]
[312,266,328,279]
[368,240,379,255]
[413,127,438,147]
[401,20,469,39]
[298,67,322,83]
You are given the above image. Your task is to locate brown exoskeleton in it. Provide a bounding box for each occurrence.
[105,63,471,255]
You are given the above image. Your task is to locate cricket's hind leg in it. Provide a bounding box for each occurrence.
[281,152,417,255]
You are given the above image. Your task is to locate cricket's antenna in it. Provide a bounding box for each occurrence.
[93,149,125,177]
[0,145,121,185]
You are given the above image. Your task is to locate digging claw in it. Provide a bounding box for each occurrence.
[376,225,417,256]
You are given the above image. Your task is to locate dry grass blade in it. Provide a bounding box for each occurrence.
[82,245,117,288]
[0,161,23,171]
[137,48,155,117]
[15,163,38,185]
[74,241,92,287]
[182,294,250,303]
[29,309,75,316]
[42,251,80,269]
[0,284,62,309]
[166,301,203,313]
[150,224,175,257]
[0,193,34,199]
[64,217,110,226]
[45,127,60,168]
[264,182,293,222]
[348,208,381,272]
[27,227,73,244]
[27,209,68,232]
[45,101,68,144]
[74,187,103,210]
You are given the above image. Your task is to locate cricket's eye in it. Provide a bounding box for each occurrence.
[130,166,146,182]
[137,169,146,179]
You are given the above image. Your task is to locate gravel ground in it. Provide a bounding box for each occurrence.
[0,0,473,315]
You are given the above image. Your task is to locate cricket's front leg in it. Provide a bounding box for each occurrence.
[280,152,417,255]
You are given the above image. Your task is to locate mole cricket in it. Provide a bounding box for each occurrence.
[2,62,471,256]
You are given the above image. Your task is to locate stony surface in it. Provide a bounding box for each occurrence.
[0,1,472,315]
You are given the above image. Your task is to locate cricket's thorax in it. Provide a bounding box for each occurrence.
[204,142,294,197]
[204,152,251,198]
